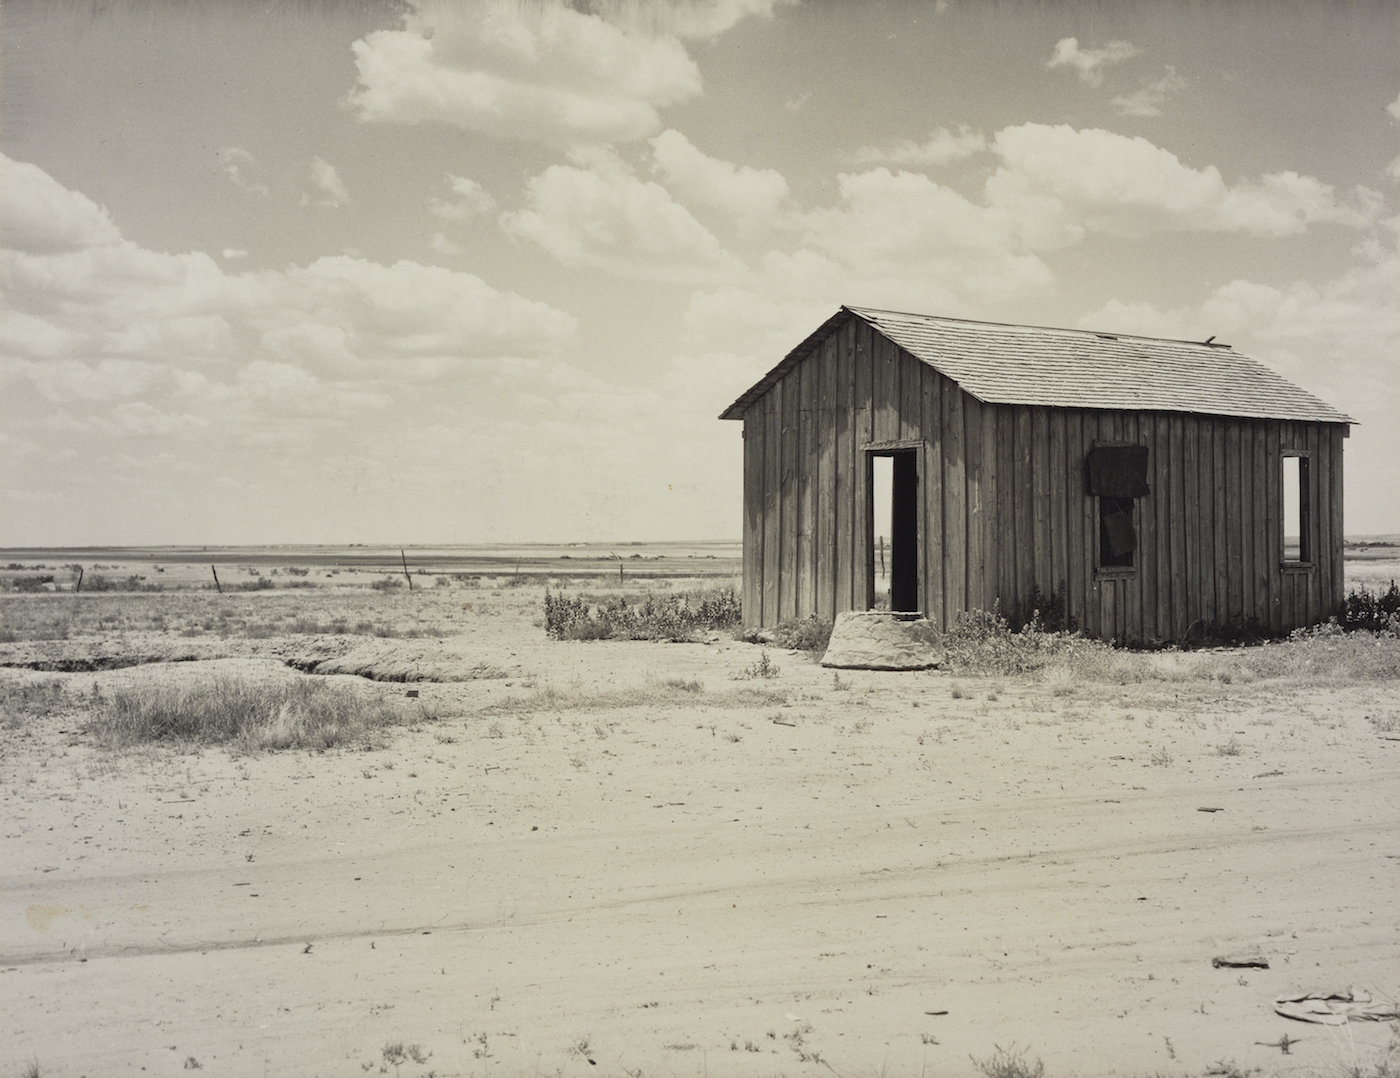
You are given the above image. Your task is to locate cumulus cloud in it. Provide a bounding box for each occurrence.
[222,248,248,260]
[1046,37,1141,86]
[594,0,792,40]
[1,152,576,422]
[1388,92,1400,121]
[348,1,704,145]
[501,145,746,282]
[986,123,1372,241]
[305,157,350,207]
[0,155,122,254]
[218,146,269,197]
[1112,66,1187,117]
[849,126,987,166]
[429,174,498,221]
[649,129,790,227]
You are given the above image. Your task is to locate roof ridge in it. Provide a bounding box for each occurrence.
[844,304,1232,351]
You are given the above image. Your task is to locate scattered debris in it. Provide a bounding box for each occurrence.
[1275,988,1400,1024]
[1213,952,1269,969]
[1198,806,1224,813]
[1255,1034,1300,1054]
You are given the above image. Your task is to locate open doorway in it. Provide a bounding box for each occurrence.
[868,450,919,612]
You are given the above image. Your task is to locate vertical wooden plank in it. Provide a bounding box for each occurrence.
[834,323,855,616]
[872,331,896,444]
[1030,407,1050,609]
[1102,411,1122,642]
[984,401,1001,615]
[1168,414,1186,641]
[923,368,945,628]
[1329,424,1346,618]
[1224,422,1244,625]
[963,395,984,613]
[1182,415,1201,638]
[901,353,926,612]
[1046,410,1067,615]
[943,384,967,622]
[1308,422,1326,626]
[1064,411,1086,634]
[854,324,873,609]
[901,351,922,446]
[1013,408,1033,615]
[762,384,781,626]
[1239,421,1256,629]
[815,338,836,623]
[778,369,799,623]
[1211,419,1229,631]
[996,404,1016,617]
[1147,414,1167,641]
[742,408,764,627]
[1124,413,1144,644]
[1249,422,1267,630]
[796,356,817,618]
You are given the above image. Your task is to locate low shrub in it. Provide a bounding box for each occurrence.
[543,588,742,641]
[770,615,833,655]
[1338,580,1400,634]
[85,676,414,752]
[943,608,1104,677]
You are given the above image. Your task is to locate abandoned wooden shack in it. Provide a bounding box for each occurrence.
[720,306,1354,643]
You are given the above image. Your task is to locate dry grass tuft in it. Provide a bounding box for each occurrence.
[84,675,416,752]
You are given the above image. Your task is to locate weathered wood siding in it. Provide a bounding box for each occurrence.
[739,325,1347,640]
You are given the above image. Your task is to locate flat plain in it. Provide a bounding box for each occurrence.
[1,544,1397,1078]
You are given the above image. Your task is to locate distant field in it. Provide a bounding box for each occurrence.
[0,541,743,593]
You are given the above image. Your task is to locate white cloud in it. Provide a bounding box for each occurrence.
[594,0,793,41]
[1387,155,1400,182]
[217,146,269,198]
[1,153,576,404]
[0,155,122,253]
[222,248,248,259]
[1388,92,1400,121]
[649,129,790,227]
[429,232,467,256]
[1046,37,1141,87]
[1076,242,1400,530]
[1112,66,1187,117]
[501,145,746,282]
[305,157,350,208]
[986,123,1372,241]
[429,174,498,221]
[348,1,704,145]
[849,126,987,166]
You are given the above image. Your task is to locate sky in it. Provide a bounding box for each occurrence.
[1,0,1397,546]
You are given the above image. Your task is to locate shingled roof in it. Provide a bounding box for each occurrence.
[719,306,1355,425]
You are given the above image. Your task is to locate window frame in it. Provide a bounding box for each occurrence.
[1280,450,1312,570]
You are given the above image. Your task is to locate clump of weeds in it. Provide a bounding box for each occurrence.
[736,650,780,680]
[972,1043,1045,1078]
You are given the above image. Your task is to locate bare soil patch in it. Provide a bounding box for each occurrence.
[2,576,1397,1078]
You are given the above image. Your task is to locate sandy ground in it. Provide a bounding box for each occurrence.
[2,588,1398,1078]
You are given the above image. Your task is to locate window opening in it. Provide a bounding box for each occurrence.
[1282,454,1309,563]
[1086,444,1149,571]
[1099,497,1136,568]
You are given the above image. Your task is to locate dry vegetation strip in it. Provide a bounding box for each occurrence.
[82,676,422,753]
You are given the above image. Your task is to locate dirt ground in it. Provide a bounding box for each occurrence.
[2,575,1398,1078]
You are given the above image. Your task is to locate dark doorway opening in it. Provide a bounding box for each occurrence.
[869,450,919,612]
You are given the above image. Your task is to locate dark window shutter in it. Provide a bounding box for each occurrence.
[1087,445,1151,498]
